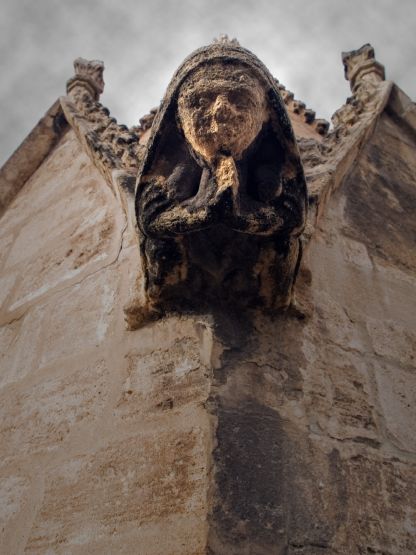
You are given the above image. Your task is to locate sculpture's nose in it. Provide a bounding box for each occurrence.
[213,94,234,122]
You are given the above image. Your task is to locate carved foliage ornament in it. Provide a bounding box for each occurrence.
[134,42,307,320]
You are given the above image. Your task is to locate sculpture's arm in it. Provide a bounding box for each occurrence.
[137,165,217,238]
[231,176,306,236]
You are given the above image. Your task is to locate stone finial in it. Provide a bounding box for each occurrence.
[342,44,385,93]
[66,57,105,100]
[212,34,240,46]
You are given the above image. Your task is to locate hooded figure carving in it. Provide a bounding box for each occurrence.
[135,40,307,322]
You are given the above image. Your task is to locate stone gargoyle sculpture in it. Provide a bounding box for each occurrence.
[134,40,307,321]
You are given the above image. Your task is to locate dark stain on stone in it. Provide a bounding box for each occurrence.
[343,111,416,274]
[209,400,339,554]
[53,110,69,135]
[211,400,287,552]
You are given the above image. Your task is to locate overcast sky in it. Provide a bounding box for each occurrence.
[1,0,415,166]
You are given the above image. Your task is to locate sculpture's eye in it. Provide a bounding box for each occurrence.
[227,91,240,106]
[197,96,210,109]
[227,90,253,110]
[185,93,204,109]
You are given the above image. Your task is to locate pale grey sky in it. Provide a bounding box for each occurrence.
[1,0,415,166]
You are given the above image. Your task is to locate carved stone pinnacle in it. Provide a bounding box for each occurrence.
[342,44,385,93]
[66,57,105,101]
[212,34,240,46]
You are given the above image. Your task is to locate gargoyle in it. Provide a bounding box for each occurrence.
[135,40,307,321]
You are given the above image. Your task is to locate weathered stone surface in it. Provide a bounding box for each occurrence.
[0,100,67,217]
[0,473,33,555]
[1,43,416,555]
[333,454,416,554]
[0,273,16,309]
[115,336,211,421]
[25,426,209,555]
[38,266,119,368]
[205,73,416,552]
[343,109,416,275]
[375,361,416,452]
[0,132,85,236]
[0,306,43,388]
[0,131,124,315]
[0,232,13,270]
[0,359,109,462]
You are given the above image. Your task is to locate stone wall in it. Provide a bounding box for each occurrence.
[0,130,214,554]
[1,97,415,554]
[207,90,416,554]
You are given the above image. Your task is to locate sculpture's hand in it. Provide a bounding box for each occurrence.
[183,157,236,220]
[231,185,305,236]
[181,168,217,210]
[212,184,233,220]
[214,155,239,199]
[137,168,213,237]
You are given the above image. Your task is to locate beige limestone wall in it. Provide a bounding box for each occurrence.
[0,131,214,555]
[1,102,415,554]
[206,103,416,554]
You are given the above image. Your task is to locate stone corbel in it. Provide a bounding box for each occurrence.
[131,40,309,326]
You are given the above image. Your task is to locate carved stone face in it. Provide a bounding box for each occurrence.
[177,62,268,162]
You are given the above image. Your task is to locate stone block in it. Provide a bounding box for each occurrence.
[0,132,85,237]
[0,273,16,310]
[370,260,416,329]
[375,361,416,452]
[7,211,120,312]
[0,263,119,388]
[25,425,209,554]
[334,453,416,554]
[38,266,119,368]
[115,335,210,421]
[0,359,109,461]
[307,228,386,323]
[0,474,31,555]
[301,341,378,443]
[366,317,415,367]
[0,306,43,388]
[6,180,123,313]
[4,178,115,270]
[312,291,368,354]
